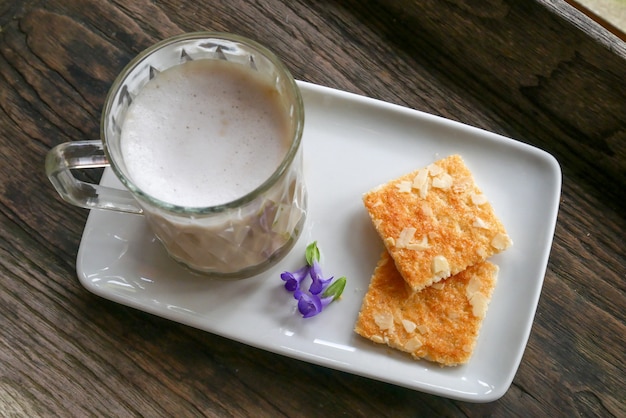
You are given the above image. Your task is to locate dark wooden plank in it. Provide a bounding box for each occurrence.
[1,0,624,416]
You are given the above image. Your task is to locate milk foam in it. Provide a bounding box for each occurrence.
[120,59,290,207]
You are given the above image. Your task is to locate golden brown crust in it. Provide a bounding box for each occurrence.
[362,154,512,292]
[354,251,499,366]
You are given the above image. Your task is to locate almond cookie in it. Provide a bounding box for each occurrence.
[354,251,499,366]
[362,154,512,292]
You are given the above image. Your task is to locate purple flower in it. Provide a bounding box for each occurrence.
[279,242,346,319]
[308,259,333,295]
[280,265,310,292]
[296,291,334,318]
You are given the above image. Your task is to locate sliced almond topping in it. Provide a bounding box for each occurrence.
[396,227,417,248]
[432,172,453,189]
[447,311,460,320]
[427,163,444,176]
[476,247,487,258]
[466,276,482,298]
[469,292,489,318]
[412,168,428,189]
[373,312,394,331]
[420,180,430,198]
[404,336,423,351]
[432,255,450,275]
[371,335,385,344]
[491,232,513,250]
[385,237,396,247]
[466,277,489,318]
[396,180,412,193]
[412,168,430,198]
[420,202,433,217]
[416,324,429,334]
[431,282,445,290]
[452,177,471,193]
[472,217,488,229]
[402,319,417,333]
[406,235,429,251]
[470,192,488,205]
[373,218,382,229]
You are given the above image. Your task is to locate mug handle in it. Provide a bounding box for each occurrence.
[45,140,143,214]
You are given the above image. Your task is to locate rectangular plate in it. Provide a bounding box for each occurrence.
[77,81,561,402]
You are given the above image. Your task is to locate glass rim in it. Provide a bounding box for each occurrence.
[101,31,304,215]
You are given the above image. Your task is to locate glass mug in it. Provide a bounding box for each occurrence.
[46,32,307,278]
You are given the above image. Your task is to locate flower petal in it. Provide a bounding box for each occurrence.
[309,260,333,295]
[280,265,310,292]
[320,295,334,308]
[297,292,323,318]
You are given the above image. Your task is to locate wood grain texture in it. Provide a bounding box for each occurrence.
[1,0,624,416]
[564,0,626,41]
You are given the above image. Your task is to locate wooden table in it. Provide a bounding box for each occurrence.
[1,0,624,416]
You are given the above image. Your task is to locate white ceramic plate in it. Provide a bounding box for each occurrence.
[77,81,561,402]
